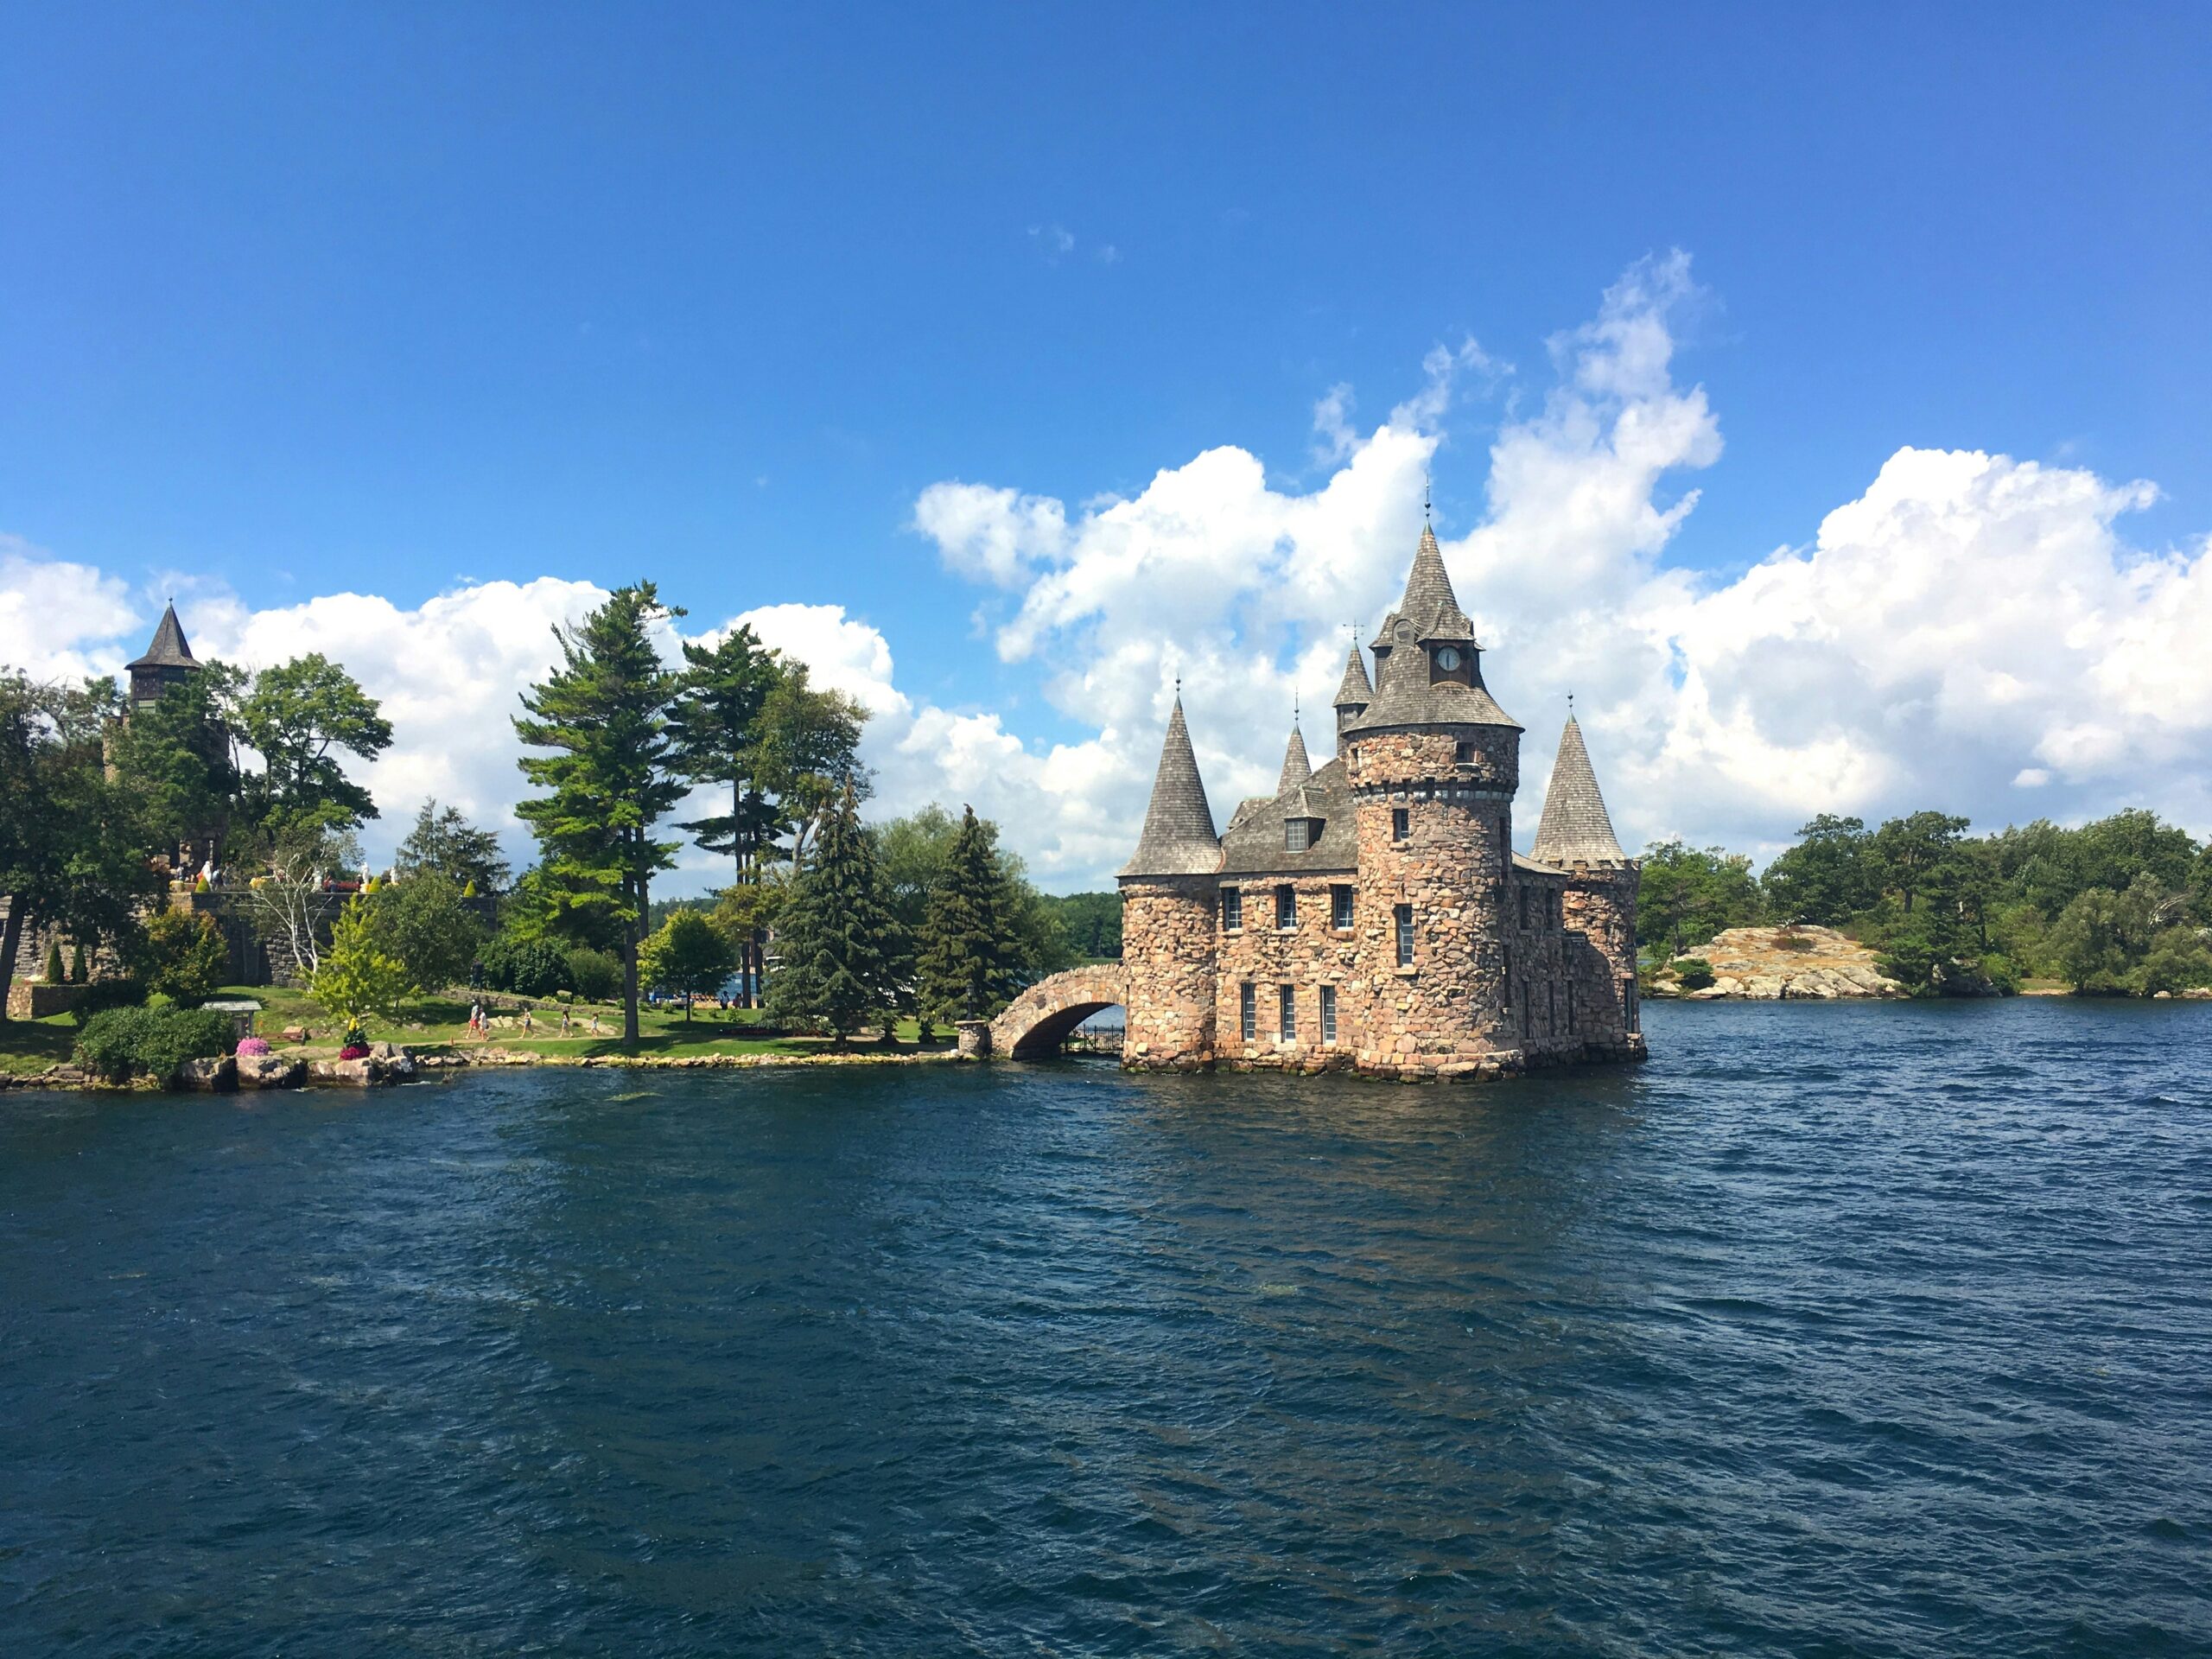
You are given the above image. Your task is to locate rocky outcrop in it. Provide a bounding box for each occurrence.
[176,1056,238,1091]
[238,1053,308,1090]
[1655,925,1904,1000]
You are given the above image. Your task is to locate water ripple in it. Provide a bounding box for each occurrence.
[2,999,2209,1654]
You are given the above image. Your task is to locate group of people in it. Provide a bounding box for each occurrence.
[466,1001,601,1038]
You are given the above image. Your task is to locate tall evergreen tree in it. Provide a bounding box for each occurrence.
[513,583,686,1044]
[396,798,511,893]
[914,804,1019,1034]
[666,624,783,1004]
[766,789,901,1044]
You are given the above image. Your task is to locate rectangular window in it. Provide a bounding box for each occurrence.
[1222,887,1242,931]
[1284,818,1311,852]
[1276,886,1296,930]
[1567,983,1577,1033]
[1319,984,1338,1044]
[1239,983,1256,1040]
[1455,741,1476,765]
[1279,985,1296,1041]
[1331,885,1353,930]
[1394,904,1414,966]
[1518,886,1530,929]
[1548,982,1557,1034]
[1392,806,1410,842]
[1519,983,1530,1036]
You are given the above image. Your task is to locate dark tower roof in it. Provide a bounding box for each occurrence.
[1332,644,1371,709]
[1276,721,1313,795]
[1345,525,1518,734]
[1530,713,1628,867]
[1118,695,1222,878]
[126,602,200,671]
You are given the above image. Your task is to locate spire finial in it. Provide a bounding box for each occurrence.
[1422,474,1431,523]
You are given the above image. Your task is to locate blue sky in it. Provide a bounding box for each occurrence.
[3,4,2209,888]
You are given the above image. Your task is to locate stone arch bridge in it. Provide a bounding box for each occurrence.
[981,966,1128,1059]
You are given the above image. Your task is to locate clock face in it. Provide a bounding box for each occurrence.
[1435,646,1462,671]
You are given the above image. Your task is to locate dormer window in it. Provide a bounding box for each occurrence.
[1284,817,1321,853]
[1428,643,1473,686]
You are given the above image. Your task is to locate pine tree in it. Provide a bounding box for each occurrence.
[766,790,902,1045]
[914,804,1017,1034]
[513,584,687,1045]
[666,625,784,1005]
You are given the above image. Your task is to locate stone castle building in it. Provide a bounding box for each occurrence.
[1115,524,1643,1079]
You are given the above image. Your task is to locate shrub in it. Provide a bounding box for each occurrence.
[43,940,65,983]
[139,909,230,1005]
[74,1006,232,1084]
[479,933,572,999]
[71,976,148,1026]
[68,944,88,982]
[1674,957,1717,991]
[236,1036,271,1058]
[564,947,622,1003]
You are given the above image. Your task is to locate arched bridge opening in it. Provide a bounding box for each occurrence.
[990,967,1128,1059]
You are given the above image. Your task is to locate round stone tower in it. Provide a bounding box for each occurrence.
[1341,525,1524,1076]
[1116,695,1222,1071]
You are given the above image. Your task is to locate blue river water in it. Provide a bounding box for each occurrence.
[3,999,2209,1656]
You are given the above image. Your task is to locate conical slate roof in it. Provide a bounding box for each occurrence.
[1119,696,1221,878]
[1345,524,1517,735]
[1332,644,1371,709]
[1276,722,1313,795]
[1370,524,1474,652]
[126,602,199,670]
[1530,714,1628,867]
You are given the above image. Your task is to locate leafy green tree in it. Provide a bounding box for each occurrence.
[1038,892,1122,960]
[396,798,511,893]
[137,909,230,1004]
[105,670,237,866]
[513,583,687,1044]
[639,909,736,1021]
[1636,839,1765,956]
[755,664,871,867]
[915,805,1022,1034]
[231,654,392,840]
[1871,810,1970,915]
[1,675,160,1011]
[1760,814,1876,924]
[879,804,1071,996]
[369,870,485,993]
[766,789,902,1043]
[311,895,416,1027]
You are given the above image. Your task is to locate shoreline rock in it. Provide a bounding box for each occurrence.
[1650,925,1904,1000]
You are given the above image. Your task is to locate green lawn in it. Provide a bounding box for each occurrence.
[216,985,944,1063]
[0,1012,79,1076]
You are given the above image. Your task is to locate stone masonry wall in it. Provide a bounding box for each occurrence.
[1560,863,1639,1034]
[1344,728,1516,1079]
[1119,876,1218,1071]
[1214,872,1365,1072]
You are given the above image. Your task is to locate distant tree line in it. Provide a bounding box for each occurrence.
[1639,808,2212,996]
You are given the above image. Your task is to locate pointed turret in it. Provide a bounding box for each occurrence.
[125,601,203,707]
[1331,642,1372,753]
[1118,696,1221,877]
[1276,720,1312,796]
[1346,521,1516,735]
[1530,713,1626,867]
[127,602,197,671]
